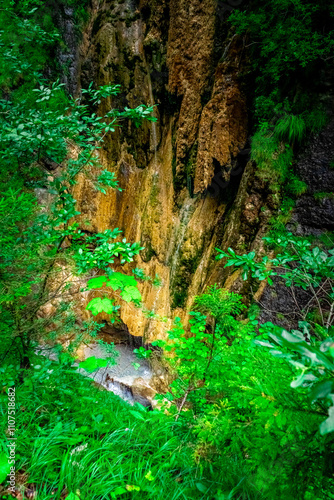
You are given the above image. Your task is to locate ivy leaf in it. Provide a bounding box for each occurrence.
[86,297,115,315]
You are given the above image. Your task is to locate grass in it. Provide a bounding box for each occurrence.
[0,357,231,500]
[274,114,306,145]
[251,130,293,190]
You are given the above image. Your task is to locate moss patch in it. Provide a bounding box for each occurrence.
[171,247,202,309]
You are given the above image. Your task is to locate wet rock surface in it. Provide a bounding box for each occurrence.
[292,113,334,235]
[260,106,334,327]
[70,0,253,340]
[81,343,155,407]
[66,1,334,341]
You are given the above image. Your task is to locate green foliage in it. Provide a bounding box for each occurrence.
[132,268,161,287]
[258,322,334,435]
[0,0,155,368]
[154,284,334,498]
[86,272,142,309]
[86,298,118,316]
[74,235,144,273]
[0,356,207,499]
[229,0,334,121]
[217,232,334,294]
[82,82,122,105]
[286,174,308,197]
[217,231,334,439]
[304,107,329,133]
[134,347,152,359]
[230,0,332,216]
[78,355,109,373]
[275,114,306,144]
[250,130,293,188]
[0,2,59,91]
[153,287,255,414]
[314,192,334,202]
[0,453,11,484]
[95,169,120,194]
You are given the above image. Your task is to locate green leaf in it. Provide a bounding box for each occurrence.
[106,272,138,290]
[309,380,333,401]
[86,275,109,289]
[121,286,142,303]
[66,493,80,500]
[0,453,11,484]
[129,410,146,421]
[86,297,115,315]
[111,487,127,498]
[290,372,306,388]
[196,483,207,493]
[79,356,108,373]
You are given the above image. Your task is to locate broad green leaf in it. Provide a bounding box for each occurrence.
[86,297,115,315]
[87,275,109,289]
[66,493,80,500]
[79,356,108,373]
[121,286,141,302]
[106,272,138,290]
[111,487,127,498]
[309,380,333,401]
[0,452,11,484]
[129,411,146,421]
[196,483,207,493]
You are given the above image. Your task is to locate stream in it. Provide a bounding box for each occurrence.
[37,342,155,407]
[80,343,154,407]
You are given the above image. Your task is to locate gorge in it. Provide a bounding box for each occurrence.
[1,1,334,499]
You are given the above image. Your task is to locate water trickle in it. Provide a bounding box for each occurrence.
[168,198,196,283]
[79,343,153,406]
[37,343,154,407]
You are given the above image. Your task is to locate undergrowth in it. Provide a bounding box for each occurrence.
[0,357,201,500]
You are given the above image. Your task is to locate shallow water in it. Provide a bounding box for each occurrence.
[80,343,153,405]
[37,343,154,406]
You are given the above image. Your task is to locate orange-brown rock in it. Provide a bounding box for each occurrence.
[69,0,273,341]
[194,37,248,193]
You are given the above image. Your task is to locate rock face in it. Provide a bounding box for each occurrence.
[259,106,334,328]
[71,0,273,340]
[293,112,334,235]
